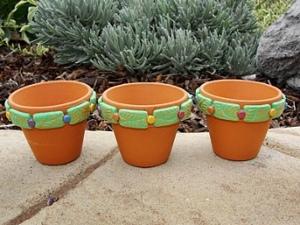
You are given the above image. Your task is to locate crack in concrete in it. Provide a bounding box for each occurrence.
[263,139,300,159]
[4,147,119,225]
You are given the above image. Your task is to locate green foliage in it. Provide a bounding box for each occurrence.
[251,0,292,30]
[0,0,46,57]
[0,0,38,45]
[31,0,118,64]
[90,22,162,74]
[31,0,262,76]
[5,42,49,57]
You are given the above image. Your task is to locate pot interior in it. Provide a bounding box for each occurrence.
[9,81,91,112]
[201,80,282,105]
[103,83,187,110]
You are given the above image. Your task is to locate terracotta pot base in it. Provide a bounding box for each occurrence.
[207,116,271,161]
[113,123,178,167]
[22,121,86,165]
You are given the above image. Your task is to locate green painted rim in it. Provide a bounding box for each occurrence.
[98,94,193,129]
[195,88,286,122]
[5,91,96,129]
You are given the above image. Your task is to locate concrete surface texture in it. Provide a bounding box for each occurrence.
[0,127,299,225]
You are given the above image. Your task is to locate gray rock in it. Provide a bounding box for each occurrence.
[256,0,300,90]
[287,75,300,91]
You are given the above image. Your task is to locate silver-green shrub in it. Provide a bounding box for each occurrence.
[30,0,118,64]
[30,0,261,76]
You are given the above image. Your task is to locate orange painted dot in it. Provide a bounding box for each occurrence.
[90,104,95,112]
[113,113,119,121]
[147,115,155,124]
[207,106,215,114]
[269,109,277,117]
[5,111,11,121]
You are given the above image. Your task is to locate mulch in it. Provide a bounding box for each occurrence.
[1,45,299,132]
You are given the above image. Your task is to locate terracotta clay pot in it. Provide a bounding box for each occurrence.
[195,79,286,161]
[99,82,192,167]
[5,81,96,165]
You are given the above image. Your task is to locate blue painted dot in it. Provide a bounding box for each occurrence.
[63,115,71,123]
[193,96,197,104]
[285,102,288,109]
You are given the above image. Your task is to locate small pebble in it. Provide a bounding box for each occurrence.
[46,197,59,206]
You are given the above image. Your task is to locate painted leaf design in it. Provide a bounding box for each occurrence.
[244,104,270,122]
[213,101,239,121]
[67,101,90,125]
[153,106,179,127]
[33,111,64,129]
[180,98,193,120]
[99,101,118,123]
[5,100,10,110]
[197,94,212,114]
[119,109,148,128]
[90,91,97,105]
[271,98,286,118]
[9,109,32,129]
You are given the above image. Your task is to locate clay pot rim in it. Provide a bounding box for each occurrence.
[102,82,188,110]
[200,79,282,105]
[8,80,92,113]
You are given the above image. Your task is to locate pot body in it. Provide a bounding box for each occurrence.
[6,81,94,165]
[22,122,86,165]
[205,117,271,160]
[100,82,191,167]
[112,123,178,167]
[196,79,285,161]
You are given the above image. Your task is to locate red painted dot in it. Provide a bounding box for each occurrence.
[178,110,185,119]
[237,110,246,119]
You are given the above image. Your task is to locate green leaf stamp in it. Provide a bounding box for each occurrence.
[196,93,213,115]
[213,101,240,121]
[119,109,148,129]
[98,91,192,129]
[9,108,32,129]
[5,90,96,129]
[67,101,90,125]
[33,111,65,129]
[153,106,180,127]
[196,88,286,123]
[180,95,193,120]
[98,98,118,123]
[243,104,271,122]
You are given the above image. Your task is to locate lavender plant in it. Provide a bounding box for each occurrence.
[30,0,261,76]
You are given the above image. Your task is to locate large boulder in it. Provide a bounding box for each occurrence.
[256,0,300,91]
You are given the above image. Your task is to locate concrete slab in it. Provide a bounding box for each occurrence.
[17,128,300,225]
[0,130,118,225]
[264,127,300,158]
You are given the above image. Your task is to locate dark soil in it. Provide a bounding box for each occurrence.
[1,45,299,132]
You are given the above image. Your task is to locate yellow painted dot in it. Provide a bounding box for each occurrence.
[5,111,11,121]
[90,104,95,112]
[147,115,155,124]
[113,113,119,121]
[269,109,277,117]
